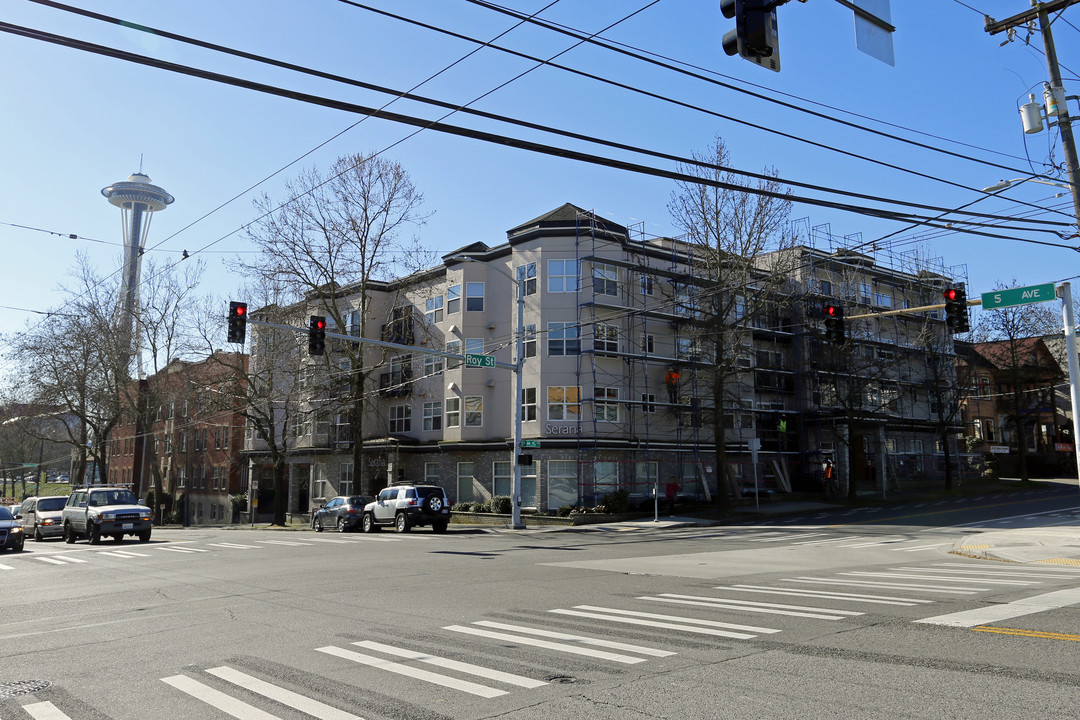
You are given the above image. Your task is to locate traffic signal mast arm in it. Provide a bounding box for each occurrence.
[244,317,516,370]
[844,298,980,321]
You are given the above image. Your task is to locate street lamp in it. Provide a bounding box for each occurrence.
[982,177,1070,195]
[449,255,527,530]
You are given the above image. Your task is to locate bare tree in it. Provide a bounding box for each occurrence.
[234,152,429,499]
[668,136,796,506]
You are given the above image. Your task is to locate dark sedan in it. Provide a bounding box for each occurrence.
[312,496,373,533]
[0,505,26,552]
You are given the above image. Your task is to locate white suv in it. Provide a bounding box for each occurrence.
[362,485,450,533]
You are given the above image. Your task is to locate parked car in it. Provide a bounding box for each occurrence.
[18,495,68,541]
[312,495,373,533]
[362,485,451,533]
[62,486,152,544]
[0,506,25,552]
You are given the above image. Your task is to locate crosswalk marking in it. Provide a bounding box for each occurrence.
[751,532,829,543]
[727,584,934,606]
[837,537,906,548]
[445,623,652,663]
[549,605,780,639]
[258,540,312,547]
[642,593,863,619]
[316,645,508,698]
[787,577,984,594]
[97,550,150,558]
[889,543,951,552]
[471,620,676,657]
[157,546,209,554]
[36,557,71,565]
[930,563,1080,578]
[35,555,86,565]
[162,674,284,719]
[303,537,355,544]
[20,701,73,720]
[916,586,1080,628]
[0,562,13,570]
[840,571,1037,586]
[353,641,547,688]
[206,666,366,720]
[792,536,867,546]
[209,542,259,549]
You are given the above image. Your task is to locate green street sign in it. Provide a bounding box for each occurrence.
[981,283,1056,310]
[520,439,540,448]
[464,353,495,368]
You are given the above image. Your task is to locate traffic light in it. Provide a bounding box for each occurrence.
[308,316,327,356]
[227,302,247,344]
[823,304,846,344]
[720,0,780,72]
[943,287,970,334]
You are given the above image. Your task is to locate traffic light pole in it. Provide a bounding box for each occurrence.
[1057,283,1080,486]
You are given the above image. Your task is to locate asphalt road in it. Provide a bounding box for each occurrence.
[3,485,1080,720]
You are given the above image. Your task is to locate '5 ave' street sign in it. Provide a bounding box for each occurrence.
[981,283,1056,310]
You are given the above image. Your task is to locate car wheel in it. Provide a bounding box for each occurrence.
[87,523,101,545]
[433,521,448,534]
[337,517,347,533]
[34,526,43,542]
[395,513,410,533]
[13,536,24,552]
[362,513,378,533]
[424,495,444,513]
[138,529,152,543]
[314,517,323,533]
[63,524,76,544]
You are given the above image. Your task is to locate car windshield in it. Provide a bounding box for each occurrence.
[36,498,66,512]
[0,507,12,521]
[88,490,138,506]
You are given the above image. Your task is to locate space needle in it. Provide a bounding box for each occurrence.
[101,172,174,371]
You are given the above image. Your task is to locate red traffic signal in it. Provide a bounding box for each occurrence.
[942,288,958,302]
[308,315,327,355]
[823,304,845,343]
[227,301,247,344]
[943,286,969,334]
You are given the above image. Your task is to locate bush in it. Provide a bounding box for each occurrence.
[557,504,575,517]
[473,501,492,514]
[453,501,473,512]
[490,495,512,514]
[600,489,630,514]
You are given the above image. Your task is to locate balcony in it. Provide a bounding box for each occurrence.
[379,368,413,397]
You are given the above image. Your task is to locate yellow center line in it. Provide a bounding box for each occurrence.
[973,626,1080,642]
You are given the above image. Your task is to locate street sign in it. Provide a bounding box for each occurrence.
[465,353,495,368]
[520,439,540,448]
[981,283,1056,310]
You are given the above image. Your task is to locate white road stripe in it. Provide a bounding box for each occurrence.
[207,666,366,719]
[793,536,867,546]
[841,571,1037,586]
[445,624,649,663]
[727,584,934,606]
[554,605,780,637]
[838,538,906,548]
[46,555,87,564]
[209,543,259,549]
[258,540,311,546]
[931,563,1080,578]
[303,538,354,544]
[353,641,547,688]
[101,550,150,558]
[787,578,984,594]
[642,594,861,619]
[915,586,1080,628]
[471,621,675,657]
[20,701,73,720]
[753,532,829,543]
[316,645,507,697]
[157,546,205,554]
[0,563,13,570]
[36,557,70,565]
[162,674,284,719]
[890,543,951,552]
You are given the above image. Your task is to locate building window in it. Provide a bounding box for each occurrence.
[425,462,440,485]
[524,324,537,358]
[634,461,658,496]
[641,393,656,413]
[548,322,580,356]
[641,334,654,354]
[548,259,581,293]
[339,463,354,496]
[595,387,619,422]
[456,461,477,503]
[423,401,442,431]
[819,280,832,296]
[446,397,461,428]
[424,353,444,377]
[522,387,537,421]
[389,405,411,433]
[446,340,462,368]
[595,323,619,354]
[640,273,654,296]
[465,337,485,356]
[447,284,461,314]
[548,460,578,508]
[425,296,444,324]
[874,292,892,308]
[464,396,483,427]
[466,282,485,311]
[493,460,511,497]
[517,262,537,296]
[593,261,618,296]
[547,386,581,421]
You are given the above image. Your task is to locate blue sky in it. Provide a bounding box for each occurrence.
[0,0,1077,342]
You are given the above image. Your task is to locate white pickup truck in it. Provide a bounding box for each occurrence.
[62,486,153,544]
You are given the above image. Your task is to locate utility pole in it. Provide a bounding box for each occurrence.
[986,1,1080,228]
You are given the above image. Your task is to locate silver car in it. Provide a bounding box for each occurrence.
[18,495,68,541]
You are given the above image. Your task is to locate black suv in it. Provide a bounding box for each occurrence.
[362,485,451,533]
[62,486,152,544]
